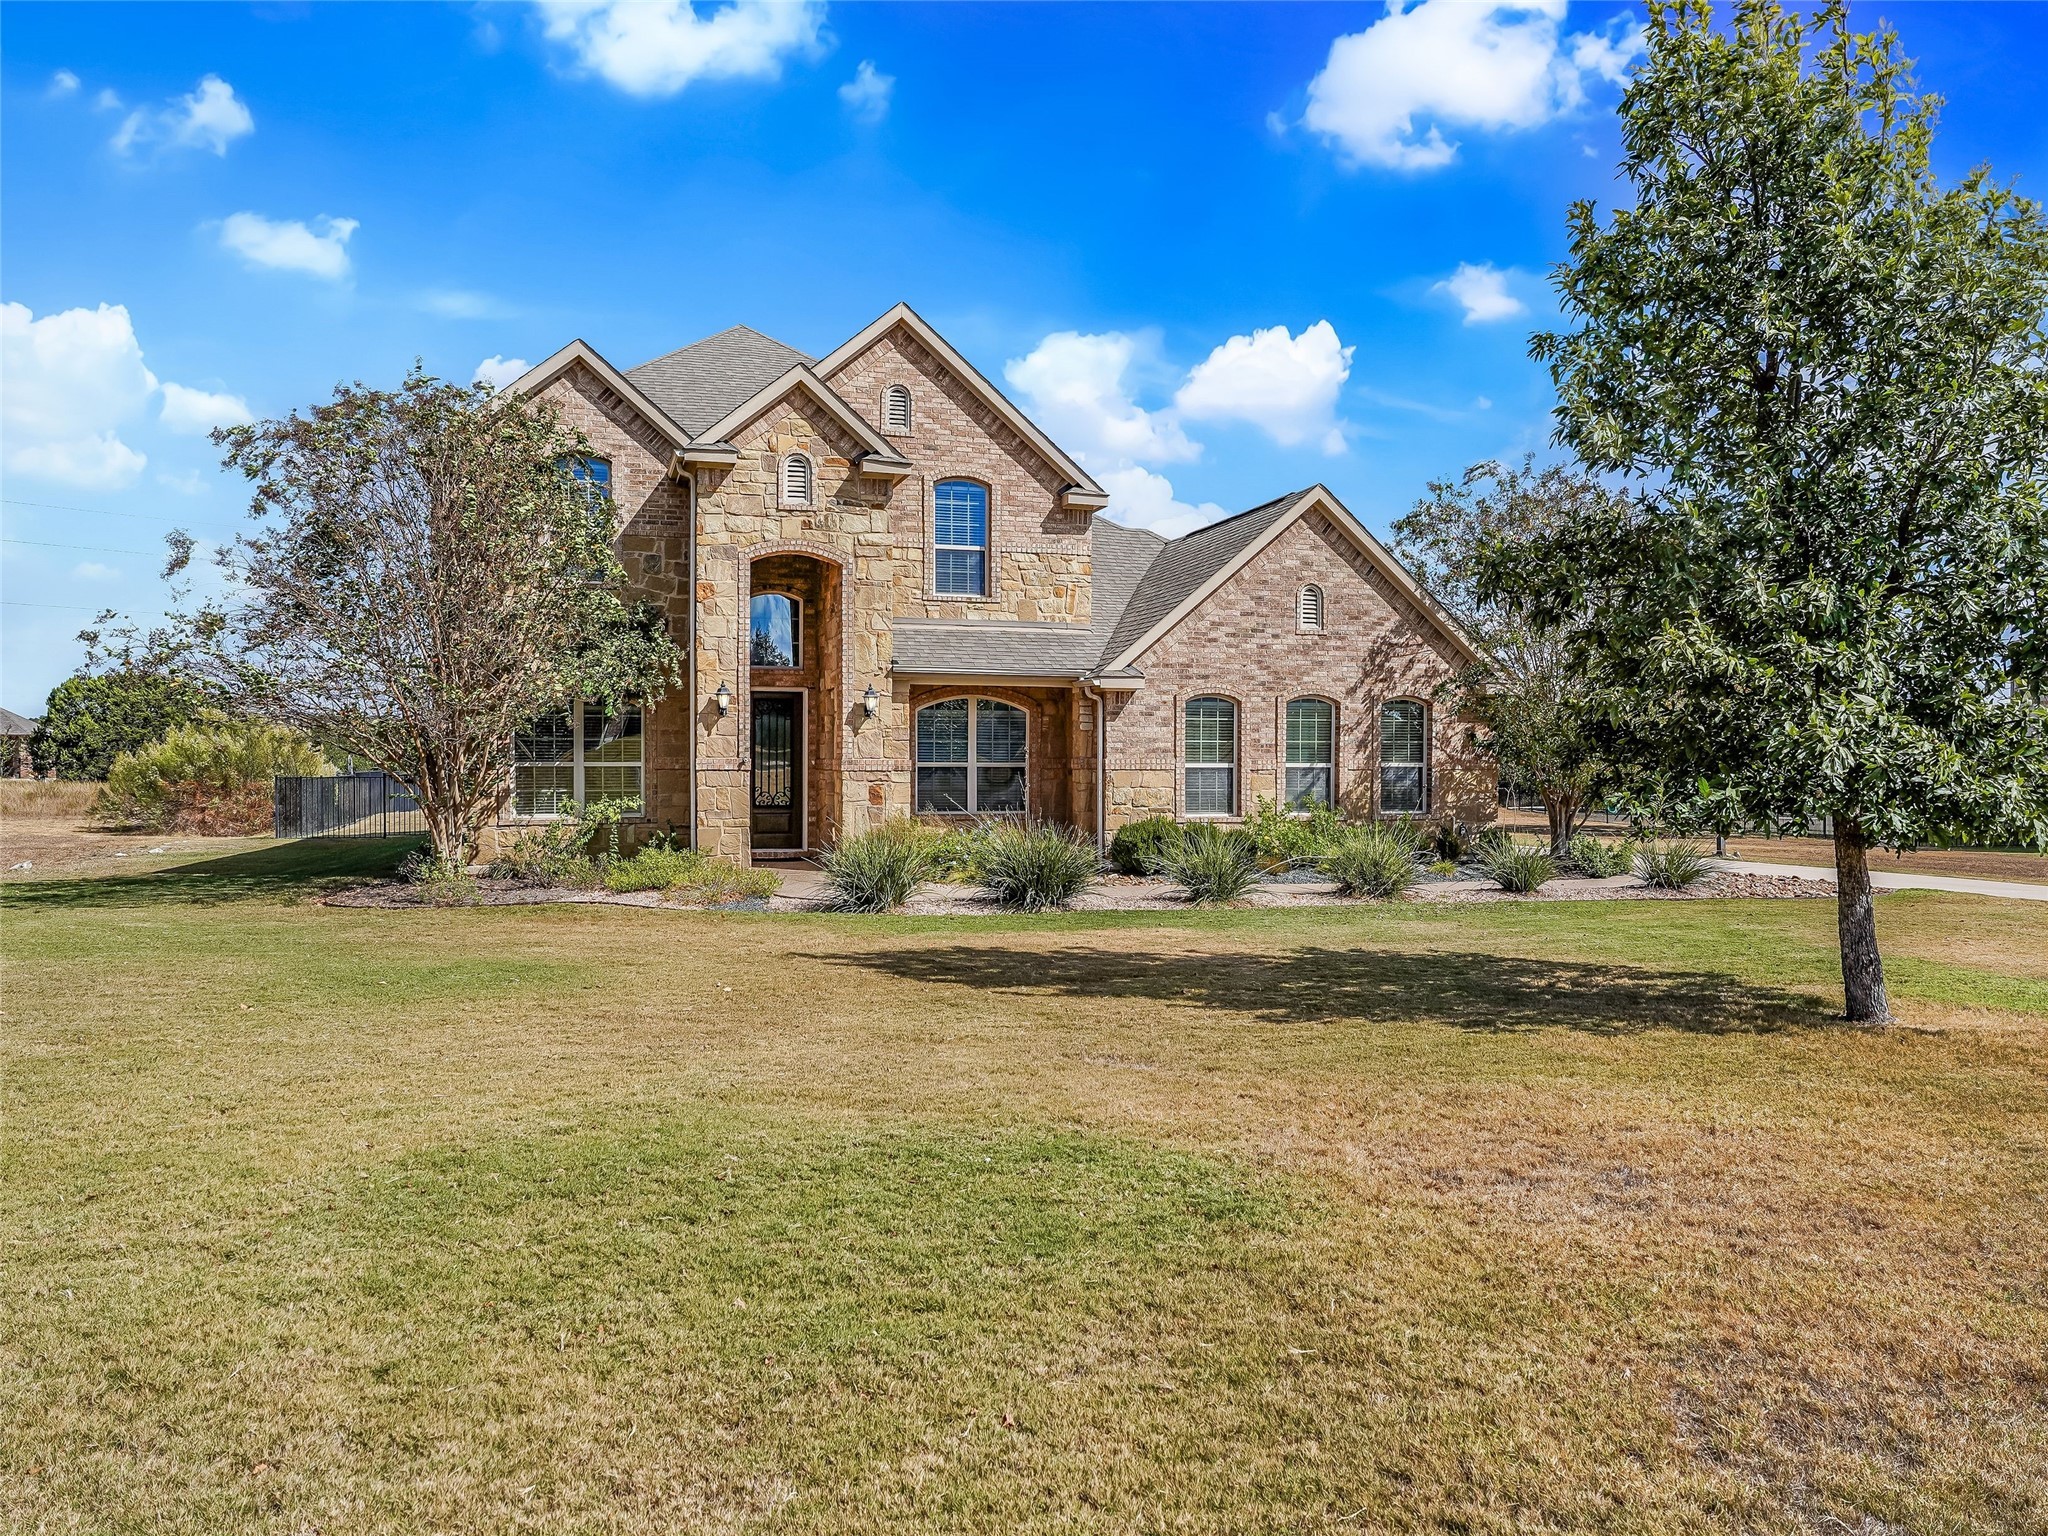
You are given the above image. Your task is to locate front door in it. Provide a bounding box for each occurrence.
[750,692,804,851]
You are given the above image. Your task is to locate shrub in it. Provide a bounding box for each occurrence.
[31,669,216,781]
[1566,834,1630,878]
[1479,838,1557,893]
[921,821,1000,883]
[603,845,780,903]
[821,825,936,912]
[1634,839,1710,889]
[1244,797,1349,864]
[1159,823,1260,904]
[487,817,601,887]
[1430,820,1475,862]
[978,821,1100,911]
[1109,814,1186,875]
[99,716,330,833]
[1428,858,1459,877]
[400,850,481,906]
[1324,825,1419,900]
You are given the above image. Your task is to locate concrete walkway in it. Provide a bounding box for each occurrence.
[1717,858,2048,904]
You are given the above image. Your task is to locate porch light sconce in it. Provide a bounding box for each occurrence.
[714,681,732,717]
[862,683,880,720]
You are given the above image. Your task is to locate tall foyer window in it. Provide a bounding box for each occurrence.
[781,451,815,508]
[749,593,800,669]
[1183,696,1237,816]
[1285,698,1334,810]
[915,697,1027,813]
[882,383,913,433]
[933,480,988,596]
[1379,700,1427,814]
[514,701,643,815]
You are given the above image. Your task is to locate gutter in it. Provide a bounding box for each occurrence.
[682,461,699,852]
[1081,678,1108,854]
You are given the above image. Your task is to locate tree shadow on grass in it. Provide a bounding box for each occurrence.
[806,943,1827,1036]
[0,836,422,911]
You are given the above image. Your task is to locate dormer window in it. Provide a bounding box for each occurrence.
[1298,583,1325,632]
[882,383,912,434]
[781,451,814,508]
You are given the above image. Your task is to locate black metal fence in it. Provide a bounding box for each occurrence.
[274,773,427,839]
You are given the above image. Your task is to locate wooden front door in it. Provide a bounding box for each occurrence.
[750,692,804,851]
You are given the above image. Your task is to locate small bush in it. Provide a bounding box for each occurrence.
[821,825,935,912]
[487,818,601,887]
[99,716,330,833]
[978,821,1100,911]
[1479,838,1556,893]
[921,821,1000,883]
[603,845,780,903]
[1634,839,1710,889]
[1566,835,1630,878]
[1244,797,1350,864]
[400,850,481,906]
[1109,815,1186,875]
[1430,820,1475,862]
[1159,823,1260,904]
[1428,858,1459,877]
[1325,825,1418,900]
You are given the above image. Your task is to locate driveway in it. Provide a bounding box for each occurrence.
[1718,858,2048,904]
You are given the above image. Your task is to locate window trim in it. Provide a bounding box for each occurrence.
[1297,582,1325,633]
[1378,697,1429,817]
[931,477,992,600]
[881,383,913,435]
[748,590,803,671]
[1283,695,1337,813]
[511,698,645,820]
[780,451,815,509]
[1181,693,1239,819]
[913,695,1030,815]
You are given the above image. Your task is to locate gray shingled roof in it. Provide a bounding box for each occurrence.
[0,706,37,736]
[626,325,811,439]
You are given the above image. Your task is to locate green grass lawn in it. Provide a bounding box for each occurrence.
[5,840,2046,1533]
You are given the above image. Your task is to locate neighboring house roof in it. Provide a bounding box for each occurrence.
[0,707,37,737]
[626,325,814,439]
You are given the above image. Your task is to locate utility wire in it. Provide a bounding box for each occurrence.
[1,497,190,523]
[3,600,104,612]
[3,537,160,557]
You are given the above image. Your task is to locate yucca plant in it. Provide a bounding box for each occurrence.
[1324,825,1419,900]
[1634,839,1710,889]
[1159,823,1261,904]
[821,825,936,912]
[1479,837,1557,893]
[978,821,1100,911]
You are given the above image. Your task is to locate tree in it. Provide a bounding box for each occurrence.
[1391,458,1626,854]
[161,369,683,867]
[1493,0,2048,1022]
[29,669,214,780]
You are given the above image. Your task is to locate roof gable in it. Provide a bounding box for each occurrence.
[693,364,909,467]
[507,340,693,449]
[626,325,812,439]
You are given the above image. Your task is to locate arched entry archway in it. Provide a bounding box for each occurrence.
[746,550,843,853]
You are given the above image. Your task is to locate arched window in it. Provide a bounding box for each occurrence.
[781,451,814,508]
[1380,700,1427,814]
[564,456,611,507]
[1184,696,1237,816]
[882,383,913,434]
[1298,583,1325,632]
[1285,698,1334,810]
[749,592,800,669]
[933,480,988,596]
[915,697,1027,813]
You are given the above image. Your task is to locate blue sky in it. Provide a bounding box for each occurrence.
[4,1,2045,716]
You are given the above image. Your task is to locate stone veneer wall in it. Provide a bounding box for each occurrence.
[1101,510,1496,831]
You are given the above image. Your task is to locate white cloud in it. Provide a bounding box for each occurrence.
[839,59,893,124]
[160,382,253,434]
[473,356,531,390]
[72,561,120,581]
[158,469,205,495]
[1174,321,1353,453]
[1301,0,1642,171]
[219,212,358,280]
[1098,465,1229,540]
[112,73,254,157]
[419,288,504,319]
[1433,262,1527,324]
[1,302,156,490]
[537,0,826,97]
[93,88,122,112]
[1004,331,1198,468]
[49,69,80,97]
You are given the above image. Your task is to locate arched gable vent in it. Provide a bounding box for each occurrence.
[781,451,815,507]
[1298,583,1326,631]
[882,383,913,434]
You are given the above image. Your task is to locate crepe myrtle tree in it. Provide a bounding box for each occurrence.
[162,367,682,868]
[1392,458,1627,855]
[1487,0,2048,1023]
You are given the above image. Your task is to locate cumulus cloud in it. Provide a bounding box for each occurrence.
[72,561,121,581]
[112,73,254,157]
[473,356,531,390]
[839,59,894,124]
[219,212,357,279]
[1,302,157,490]
[49,69,81,97]
[1097,466,1230,540]
[1005,331,1198,467]
[160,382,253,434]
[1174,321,1353,453]
[1433,262,1527,324]
[537,0,826,97]
[1301,0,1642,171]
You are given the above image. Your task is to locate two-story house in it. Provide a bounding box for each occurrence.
[505,303,1491,863]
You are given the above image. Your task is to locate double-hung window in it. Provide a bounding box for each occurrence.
[914,697,1027,813]
[514,700,643,815]
[1379,700,1426,814]
[933,480,988,596]
[1284,698,1334,810]
[1183,696,1237,816]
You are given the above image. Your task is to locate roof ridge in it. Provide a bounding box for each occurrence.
[1163,486,1314,547]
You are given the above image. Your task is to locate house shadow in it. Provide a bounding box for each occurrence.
[804,943,1825,1036]
[2,836,421,911]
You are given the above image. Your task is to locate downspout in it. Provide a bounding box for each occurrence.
[682,461,699,852]
[1082,678,1107,854]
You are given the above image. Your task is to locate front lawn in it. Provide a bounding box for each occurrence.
[5,842,2045,1533]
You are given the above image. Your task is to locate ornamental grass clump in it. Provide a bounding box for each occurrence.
[1108,815,1185,875]
[821,824,936,912]
[1479,838,1557,894]
[1634,839,1711,890]
[1159,824,1261,905]
[1324,825,1419,900]
[602,844,780,903]
[977,822,1100,911]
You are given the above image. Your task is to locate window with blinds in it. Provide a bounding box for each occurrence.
[1184,696,1237,816]
[933,480,988,596]
[1285,698,1334,810]
[1379,699,1426,814]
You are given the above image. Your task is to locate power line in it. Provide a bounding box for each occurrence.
[1,497,190,524]
[2,600,103,612]
[3,537,160,557]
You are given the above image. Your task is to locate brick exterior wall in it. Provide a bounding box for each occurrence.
[1102,509,1496,831]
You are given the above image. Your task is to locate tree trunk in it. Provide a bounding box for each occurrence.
[1543,794,1576,856]
[1832,823,1892,1025]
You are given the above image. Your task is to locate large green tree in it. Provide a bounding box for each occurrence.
[1494,0,2048,1022]
[29,670,214,781]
